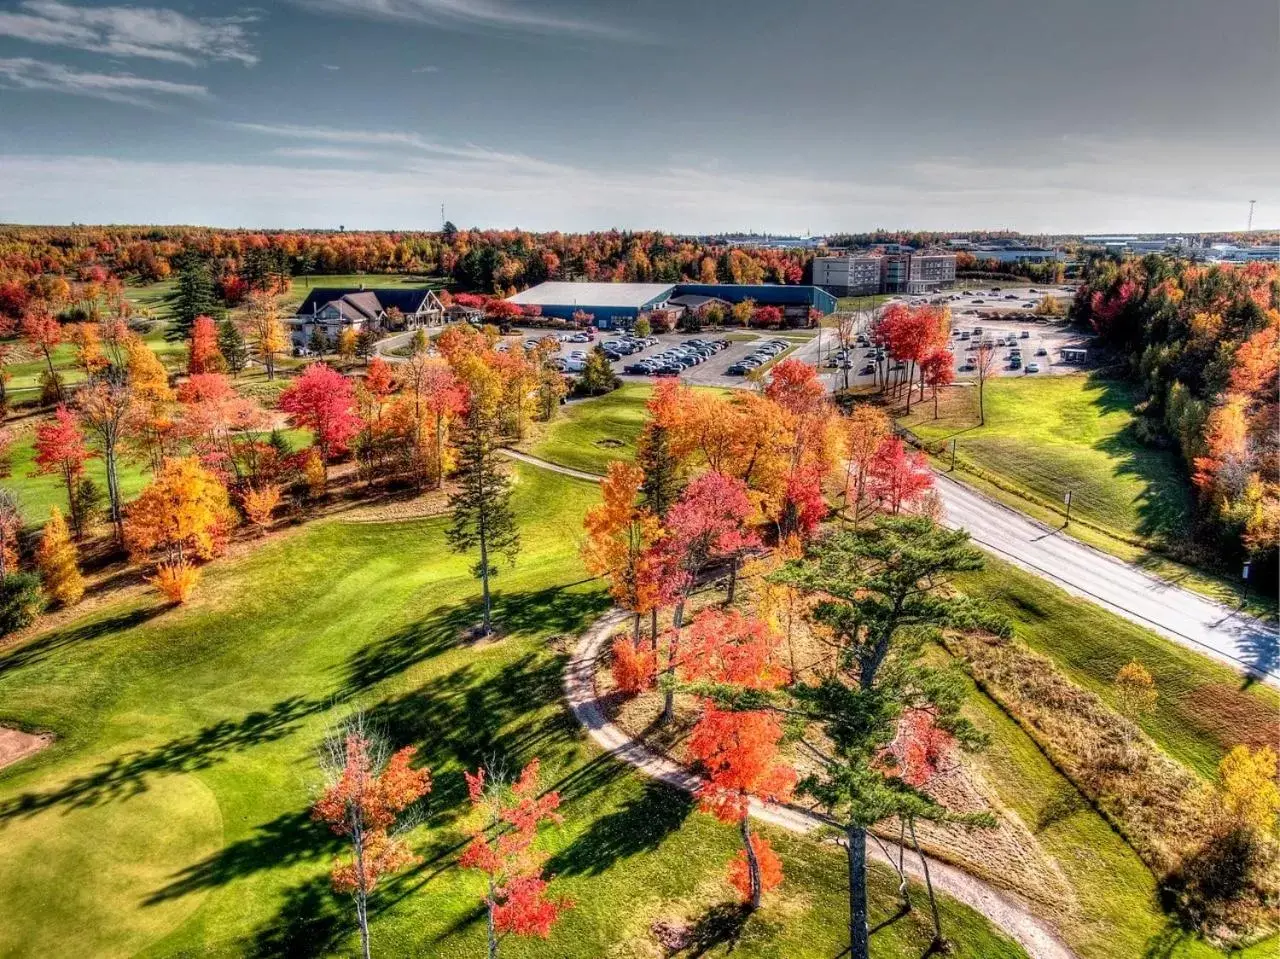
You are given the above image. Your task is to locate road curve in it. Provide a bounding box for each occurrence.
[932,472,1279,682]
[566,610,1077,959]
[501,448,1278,683]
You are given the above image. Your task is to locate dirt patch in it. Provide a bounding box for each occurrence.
[594,438,625,449]
[0,726,53,770]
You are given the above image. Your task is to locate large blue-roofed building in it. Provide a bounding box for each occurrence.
[505,281,836,330]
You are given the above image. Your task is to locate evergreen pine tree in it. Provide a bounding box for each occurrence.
[308,326,330,357]
[446,408,520,636]
[172,257,217,340]
[218,318,248,375]
[637,422,680,517]
[36,506,84,607]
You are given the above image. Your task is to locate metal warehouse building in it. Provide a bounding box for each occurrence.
[506,281,836,330]
[506,282,675,327]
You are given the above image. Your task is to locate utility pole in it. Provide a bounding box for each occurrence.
[1247,200,1256,233]
[1064,490,1073,527]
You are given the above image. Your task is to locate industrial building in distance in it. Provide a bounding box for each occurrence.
[506,280,837,329]
[812,249,958,296]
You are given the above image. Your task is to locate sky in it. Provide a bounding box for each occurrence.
[0,0,1276,233]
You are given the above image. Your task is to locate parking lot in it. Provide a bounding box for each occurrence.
[491,283,1091,395]
[497,327,801,389]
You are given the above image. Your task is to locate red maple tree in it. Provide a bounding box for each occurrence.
[31,404,94,537]
[279,362,361,469]
[459,758,573,958]
[868,437,934,514]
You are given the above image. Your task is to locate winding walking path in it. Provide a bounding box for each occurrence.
[565,609,1076,959]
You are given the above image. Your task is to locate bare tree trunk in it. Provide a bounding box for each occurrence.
[661,598,685,725]
[741,816,762,911]
[726,554,739,605]
[486,876,499,959]
[105,441,123,543]
[909,816,944,948]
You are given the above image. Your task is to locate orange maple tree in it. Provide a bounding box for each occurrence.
[313,723,431,959]
[687,705,796,908]
[187,315,225,375]
[582,462,664,646]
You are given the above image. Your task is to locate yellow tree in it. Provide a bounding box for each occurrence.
[337,327,359,368]
[126,335,177,473]
[124,456,236,603]
[582,461,663,646]
[36,506,84,607]
[243,291,286,380]
[1113,660,1157,744]
[1218,745,1280,834]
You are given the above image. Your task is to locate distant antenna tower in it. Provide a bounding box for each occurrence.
[441,203,445,230]
[1247,200,1256,232]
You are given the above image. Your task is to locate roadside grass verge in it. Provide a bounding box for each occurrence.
[0,465,1021,959]
[956,557,1280,779]
[900,376,1276,618]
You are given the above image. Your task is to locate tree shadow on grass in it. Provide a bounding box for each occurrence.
[548,779,694,878]
[0,695,330,823]
[671,902,754,957]
[247,874,348,959]
[341,583,609,694]
[144,808,329,905]
[0,604,166,678]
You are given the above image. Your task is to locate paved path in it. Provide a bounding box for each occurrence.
[932,472,1279,682]
[502,447,1278,683]
[565,610,1076,959]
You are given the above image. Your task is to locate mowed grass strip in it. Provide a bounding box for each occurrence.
[0,464,1023,959]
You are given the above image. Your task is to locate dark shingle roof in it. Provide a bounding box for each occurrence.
[296,287,437,318]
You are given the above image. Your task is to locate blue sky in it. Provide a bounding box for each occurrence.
[0,0,1275,232]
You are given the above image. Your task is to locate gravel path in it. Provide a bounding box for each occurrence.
[565,609,1076,959]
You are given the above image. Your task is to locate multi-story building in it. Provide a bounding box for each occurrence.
[905,250,957,292]
[811,255,882,295]
[812,251,957,296]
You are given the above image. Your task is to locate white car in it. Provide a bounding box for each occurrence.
[1026,363,1041,373]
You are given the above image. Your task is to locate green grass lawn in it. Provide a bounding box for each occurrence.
[0,465,1022,959]
[899,375,1276,616]
[834,294,890,312]
[901,375,1193,546]
[529,383,654,475]
[5,429,152,526]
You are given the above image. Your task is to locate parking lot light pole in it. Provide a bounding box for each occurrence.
[950,438,957,472]
[1064,490,1072,527]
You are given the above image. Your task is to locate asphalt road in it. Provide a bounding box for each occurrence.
[933,471,1279,682]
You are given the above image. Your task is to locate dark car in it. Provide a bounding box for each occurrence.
[623,362,653,375]
[601,348,623,361]
[727,362,753,375]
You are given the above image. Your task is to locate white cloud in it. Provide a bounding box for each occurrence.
[0,1,257,66]
[321,64,340,70]
[270,146,381,161]
[0,149,1272,234]
[292,0,639,41]
[0,57,209,106]
[410,64,438,73]
[228,120,577,174]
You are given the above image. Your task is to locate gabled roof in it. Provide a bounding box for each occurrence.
[296,287,439,319]
[667,293,730,310]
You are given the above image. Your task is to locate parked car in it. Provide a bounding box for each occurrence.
[568,332,591,343]
[1035,347,1048,356]
[1026,363,1040,373]
[623,362,654,375]
[858,364,875,375]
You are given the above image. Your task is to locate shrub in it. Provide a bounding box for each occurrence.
[242,483,282,532]
[150,560,200,605]
[36,507,84,607]
[728,835,783,903]
[38,369,64,407]
[610,636,656,695]
[0,572,45,636]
